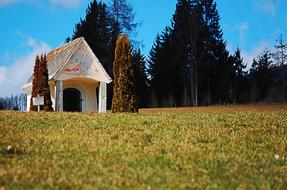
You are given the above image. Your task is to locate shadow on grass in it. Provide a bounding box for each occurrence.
[0,147,27,158]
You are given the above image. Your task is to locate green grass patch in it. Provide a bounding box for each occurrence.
[0,108,287,189]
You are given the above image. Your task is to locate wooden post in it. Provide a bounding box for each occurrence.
[95,86,98,112]
[98,82,107,113]
[37,94,40,112]
[55,80,63,112]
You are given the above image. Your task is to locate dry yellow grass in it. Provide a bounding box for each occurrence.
[0,105,287,189]
[140,104,287,113]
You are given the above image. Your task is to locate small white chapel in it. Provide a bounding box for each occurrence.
[22,37,112,113]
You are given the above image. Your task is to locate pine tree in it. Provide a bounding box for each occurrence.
[230,48,247,103]
[148,28,175,107]
[272,34,287,66]
[110,0,139,36]
[148,35,161,106]
[232,48,247,77]
[165,0,229,105]
[250,50,273,101]
[72,1,114,76]
[272,34,287,100]
[200,0,231,104]
[30,55,41,111]
[170,0,194,106]
[169,1,193,106]
[132,49,148,108]
[70,0,115,109]
[30,55,53,111]
[41,55,53,111]
[112,34,138,112]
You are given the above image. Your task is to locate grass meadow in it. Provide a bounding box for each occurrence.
[0,105,287,189]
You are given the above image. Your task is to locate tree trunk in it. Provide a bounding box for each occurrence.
[194,60,198,107]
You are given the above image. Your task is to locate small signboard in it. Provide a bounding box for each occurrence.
[33,96,44,106]
[64,63,81,74]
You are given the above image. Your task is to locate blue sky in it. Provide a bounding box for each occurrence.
[0,0,286,97]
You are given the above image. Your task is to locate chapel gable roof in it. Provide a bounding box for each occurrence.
[25,37,111,84]
[26,37,82,83]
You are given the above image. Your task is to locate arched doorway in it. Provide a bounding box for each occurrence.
[63,88,82,112]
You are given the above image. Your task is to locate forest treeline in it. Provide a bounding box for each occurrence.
[147,0,287,107]
[0,93,26,111]
[67,0,286,108]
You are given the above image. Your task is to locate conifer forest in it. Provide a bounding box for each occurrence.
[66,0,287,109]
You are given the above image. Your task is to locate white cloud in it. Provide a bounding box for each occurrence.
[27,36,36,48]
[254,0,280,16]
[235,22,250,47]
[241,41,273,70]
[49,0,80,7]
[0,0,14,6]
[0,0,80,7]
[0,0,35,6]
[0,67,7,83]
[0,37,50,97]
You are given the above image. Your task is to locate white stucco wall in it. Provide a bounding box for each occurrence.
[26,94,31,111]
[49,81,56,110]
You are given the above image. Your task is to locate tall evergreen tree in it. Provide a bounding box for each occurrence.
[199,0,231,104]
[69,0,115,109]
[148,27,177,107]
[72,1,114,76]
[148,35,161,107]
[110,0,138,35]
[230,48,247,103]
[132,49,148,108]
[190,2,206,106]
[272,34,287,66]
[41,55,53,111]
[30,55,53,111]
[170,0,193,106]
[112,35,138,112]
[250,49,273,101]
[30,55,41,111]
[232,48,247,77]
[148,0,230,106]
[272,34,287,100]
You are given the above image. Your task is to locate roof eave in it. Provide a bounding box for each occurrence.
[21,82,32,91]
